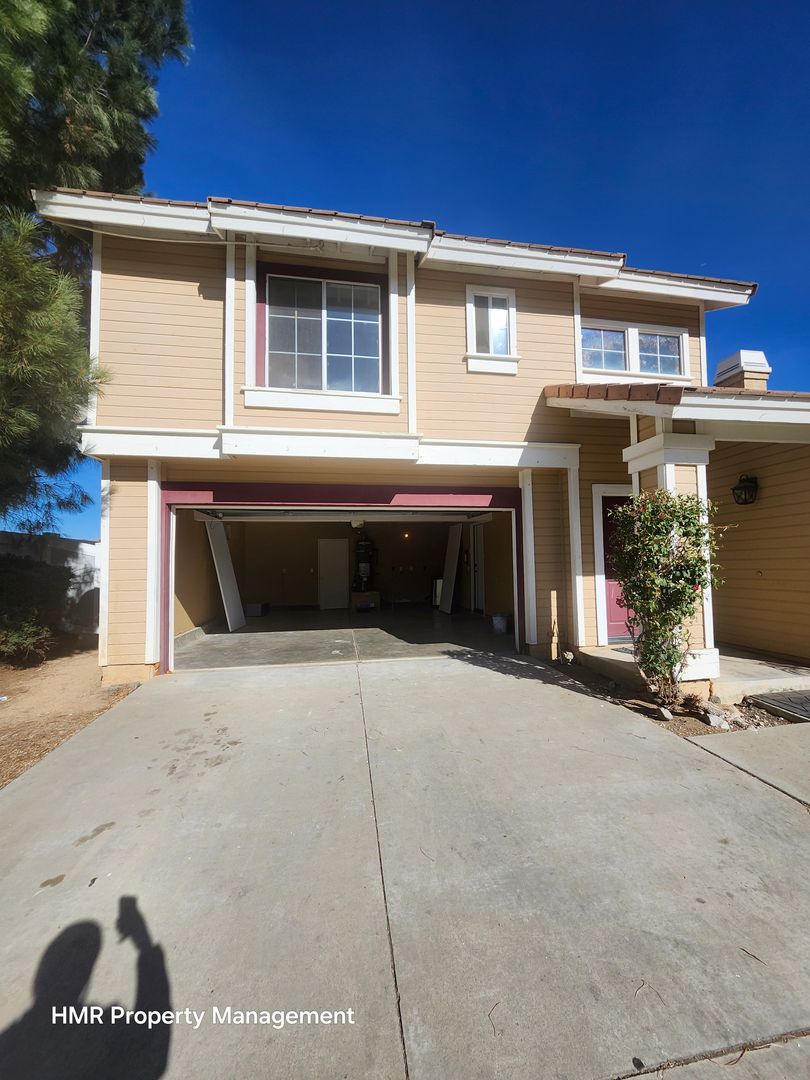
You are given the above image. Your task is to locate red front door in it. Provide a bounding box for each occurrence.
[602,496,632,641]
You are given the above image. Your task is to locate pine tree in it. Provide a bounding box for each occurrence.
[0,0,189,527]
[0,212,103,530]
[0,0,190,213]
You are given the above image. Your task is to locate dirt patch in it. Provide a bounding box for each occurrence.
[561,661,790,739]
[0,643,135,789]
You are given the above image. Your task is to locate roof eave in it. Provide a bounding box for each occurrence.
[32,188,212,236]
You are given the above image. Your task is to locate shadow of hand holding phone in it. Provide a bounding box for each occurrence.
[0,896,171,1080]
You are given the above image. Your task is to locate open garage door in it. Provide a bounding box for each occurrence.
[169,506,520,671]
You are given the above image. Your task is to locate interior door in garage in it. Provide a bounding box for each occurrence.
[318,538,349,610]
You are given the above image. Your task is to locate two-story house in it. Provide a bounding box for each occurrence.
[34,188,810,687]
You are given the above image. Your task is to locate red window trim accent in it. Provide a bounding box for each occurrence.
[254,262,390,394]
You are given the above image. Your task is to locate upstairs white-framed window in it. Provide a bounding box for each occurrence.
[579,318,689,382]
[266,274,382,394]
[464,285,519,374]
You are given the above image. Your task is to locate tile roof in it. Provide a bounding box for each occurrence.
[544,383,810,403]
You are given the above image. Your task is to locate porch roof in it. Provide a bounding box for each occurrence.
[544,382,810,442]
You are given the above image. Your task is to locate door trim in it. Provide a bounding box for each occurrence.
[593,484,633,646]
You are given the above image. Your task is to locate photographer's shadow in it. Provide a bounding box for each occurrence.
[0,896,171,1080]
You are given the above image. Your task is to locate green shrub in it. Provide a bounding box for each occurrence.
[608,490,724,705]
[0,554,73,662]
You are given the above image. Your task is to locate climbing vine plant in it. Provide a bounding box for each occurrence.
[608,489,725,705]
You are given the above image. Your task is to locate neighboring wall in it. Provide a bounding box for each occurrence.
[173,511,223,634]
[98,236,225,428]
[709,442,810,662]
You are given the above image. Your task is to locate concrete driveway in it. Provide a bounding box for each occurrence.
[0,656,809,1079]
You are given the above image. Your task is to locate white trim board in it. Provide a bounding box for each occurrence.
[519,470,537,645]
[567,468,586,647]
[144,459,161,664]
[87,232,102,425]
[224,240,235,427]
[98,460,111,667]
[592,484,633,647]
[406,253,417,433]
[79,424,582,469]
[245,242,257,387]
[242,387,400,415]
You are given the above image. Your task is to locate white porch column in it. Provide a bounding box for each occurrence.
[144,459,162,665]
[519,469,537,645]
[567,467,586,647]
[622,432,719,681]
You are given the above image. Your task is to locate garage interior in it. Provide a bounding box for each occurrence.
[172,507,518,670]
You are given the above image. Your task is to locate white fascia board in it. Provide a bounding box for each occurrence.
[422,235,623,278]
[599,274,753,308]
[673,396,810,425]
[219,427,420,461]
[80,427,222,459]
[418,439,579,469]
[626,446,715,474]
[33,190,211,235]
[208,203,431,253]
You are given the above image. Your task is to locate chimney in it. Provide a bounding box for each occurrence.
[714,350,772,392]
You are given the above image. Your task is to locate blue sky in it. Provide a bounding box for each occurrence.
[56,0,810,538]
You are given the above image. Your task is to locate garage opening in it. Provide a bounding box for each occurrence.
[170,507,519,670]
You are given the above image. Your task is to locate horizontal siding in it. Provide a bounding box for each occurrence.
[165,457,519,488]
[709,443,810,661]
[98,237,225,428]
[107,461,147,666]
[415,270,577,442]
[580,291,702,383]
[533,470,569,654]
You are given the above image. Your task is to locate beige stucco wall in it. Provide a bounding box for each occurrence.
[709,442,810,662]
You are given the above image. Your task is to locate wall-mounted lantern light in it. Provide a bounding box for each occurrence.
[731,475,759,505]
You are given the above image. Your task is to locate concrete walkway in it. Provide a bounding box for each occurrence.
[1,657,809,1079]
[688,722,810,805]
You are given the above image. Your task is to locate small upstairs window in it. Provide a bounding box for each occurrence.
[465,285,518,374]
